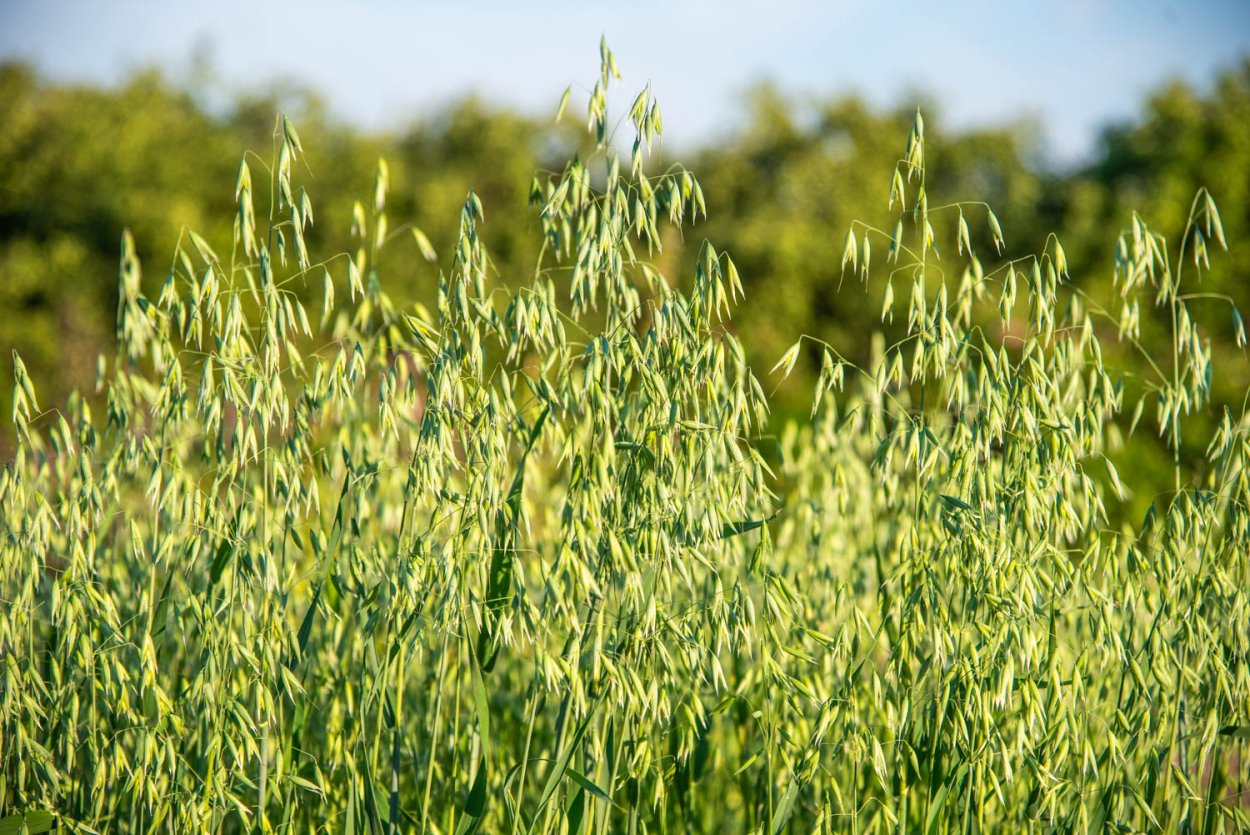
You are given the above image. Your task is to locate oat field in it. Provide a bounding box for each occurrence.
[3,44,1249,833]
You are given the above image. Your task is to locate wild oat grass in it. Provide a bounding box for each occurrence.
[2,42,1249,833]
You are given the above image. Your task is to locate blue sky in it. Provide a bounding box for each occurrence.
[2,0,1247,164]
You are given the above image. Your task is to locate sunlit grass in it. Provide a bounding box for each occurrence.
[2,41,1248,834]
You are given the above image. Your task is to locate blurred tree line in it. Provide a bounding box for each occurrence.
[2,58,1248,511]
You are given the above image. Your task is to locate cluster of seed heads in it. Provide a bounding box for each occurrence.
[2,41,1248,834]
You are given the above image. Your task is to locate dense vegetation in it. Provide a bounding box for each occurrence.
[3,44,1250,833]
